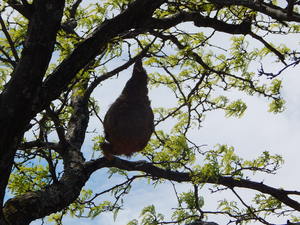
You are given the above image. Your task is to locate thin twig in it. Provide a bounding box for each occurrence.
[0,15,19,61]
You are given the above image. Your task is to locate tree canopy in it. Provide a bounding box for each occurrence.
[0,0,300,224]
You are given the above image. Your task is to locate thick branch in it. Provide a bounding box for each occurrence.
[4,152,299,224]
[6,0,33,18]
[208,0,300,22]
[64,86,89,156]
[85,157,300,212]
[146,12,252,34]
[18,140,62,153]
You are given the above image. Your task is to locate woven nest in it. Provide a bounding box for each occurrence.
[101,59,154,160]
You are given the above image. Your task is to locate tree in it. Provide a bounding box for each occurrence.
[0,0,299,224]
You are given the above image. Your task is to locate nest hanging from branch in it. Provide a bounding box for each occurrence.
[101,59,154,160]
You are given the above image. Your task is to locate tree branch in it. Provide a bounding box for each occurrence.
[250,31,286,64]
[0,45,16,67]
[145,12,252,34]
[45,107,67,145]
[0,15,19,62]
[6,0,33,18]
[64,85,89,156]
[4,152,300,224]
[85,157,300,212]
[208,0,300,22]
[4,90,90,223]
[69,0,82,19]
[18,140,61,154]
[151,31,281,100]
